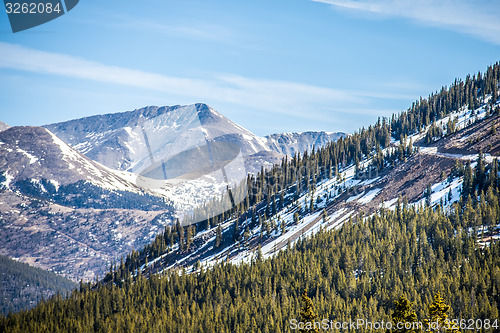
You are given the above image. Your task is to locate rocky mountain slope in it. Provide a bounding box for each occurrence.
[0,126,173,281]
[0,188,167,281]
[0,126,156,197]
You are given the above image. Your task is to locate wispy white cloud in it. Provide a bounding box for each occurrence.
[116,16,237,43]
[312,0,500,45]
[0,42,414,123]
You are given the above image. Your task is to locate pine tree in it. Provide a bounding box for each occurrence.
[186,225,194,251]
[392,295,419,332]
[233,218,240,242]
[426,184,432,206]
[256,244,263,262]
[215,225,222,248]
[294,212,300,225]
[179,226,185,251]
[242,227,251,241]
[427,292,458,332]
[299,289,319,333]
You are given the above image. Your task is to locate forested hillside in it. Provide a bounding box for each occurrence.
[2,164,500,331]
[0,255,76,316]
[187,62,500,230]
[109,62,500,277]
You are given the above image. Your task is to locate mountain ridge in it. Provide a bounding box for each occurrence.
[265,131,344,156]
[44,103,345,174]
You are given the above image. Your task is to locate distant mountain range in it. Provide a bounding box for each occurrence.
[44,103,344,175]
[265,131,344,156]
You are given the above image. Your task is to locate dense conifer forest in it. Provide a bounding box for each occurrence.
[0,255,76,316]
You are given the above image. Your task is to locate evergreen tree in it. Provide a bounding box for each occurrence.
[215,225,222,248]
[425,184,432,206]
[256,244,263,262]
[294,212,300,225]
[179,225,185,251]
[233,218,240,241]
[299,289,319,333]
[186,226,194,251]
[427,292,458,332]
[392,295,419,332]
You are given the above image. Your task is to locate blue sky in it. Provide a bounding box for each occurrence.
[0,0,499,136]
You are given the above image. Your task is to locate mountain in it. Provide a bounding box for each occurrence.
[43,104,344,223]
[265,131,344,156]
[44,104,345,175]
[0,121,9,132]
[0,126,173,281]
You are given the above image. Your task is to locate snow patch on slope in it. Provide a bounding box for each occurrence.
[357,188,381,204]
[16,148,38,164]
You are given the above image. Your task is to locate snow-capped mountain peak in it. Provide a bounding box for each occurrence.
[44,103,345,176]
